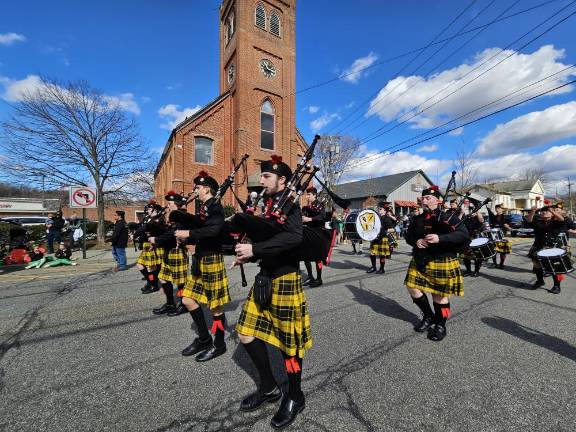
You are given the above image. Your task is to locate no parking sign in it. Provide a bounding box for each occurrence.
[69,186,98,208]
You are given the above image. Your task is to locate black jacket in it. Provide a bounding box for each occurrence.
[111,219,129,248]
[49,216,65,232]
[185,198,225,256]
[55,248,72,259]
[405,209,469,260]
[302,201,326,228]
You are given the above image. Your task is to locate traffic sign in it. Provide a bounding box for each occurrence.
[69,186,98,208]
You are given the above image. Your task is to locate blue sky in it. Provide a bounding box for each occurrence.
[1,0,575,193]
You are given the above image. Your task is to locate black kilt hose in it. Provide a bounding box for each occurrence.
[370,236,391,257]
[137,243,164,267]
[158,247,188,285]
[236,272,313,358]
[182,254,230,309]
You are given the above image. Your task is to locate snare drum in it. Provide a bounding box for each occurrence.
[469,237,496,260]
[484,228,504,242]
[537,248,574,275]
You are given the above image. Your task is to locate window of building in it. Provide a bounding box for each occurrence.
[270,11,281,37]
[255,4,266,29]
[195,137,213,164]
[260,100,274,150]
[226,11,235,44]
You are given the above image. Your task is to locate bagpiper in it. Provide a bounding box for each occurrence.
[301,186,326,287]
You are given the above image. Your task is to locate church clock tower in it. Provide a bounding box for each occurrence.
[219,0,299,172]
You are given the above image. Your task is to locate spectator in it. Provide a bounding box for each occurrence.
[110,210,129,271]
[25,245,47,269]
[330,214,341,245]
[46,212,65,254]
[43,242,77,268]
[68,212,79,249]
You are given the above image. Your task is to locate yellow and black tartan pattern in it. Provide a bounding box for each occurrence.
[388,232,399,248]
[182,254,230,310]
[137,243,164,267]
[404,257,464,297]
[459,247,475,261]
[236,272,313,358]
[494,240,512,254]
[370,237,391,257]
[158,248,187,285]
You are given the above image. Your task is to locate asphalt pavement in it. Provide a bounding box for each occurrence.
[0,239,575,432]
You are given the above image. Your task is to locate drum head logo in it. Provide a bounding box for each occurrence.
[355,209,382,241]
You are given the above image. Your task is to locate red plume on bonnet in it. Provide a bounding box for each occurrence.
[197,170,209,177]
[270,155,283,164]
[165,190,177,196]
[430,185,439,191]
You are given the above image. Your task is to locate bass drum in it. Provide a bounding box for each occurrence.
[344,211,362,241]
[345,209,382,242]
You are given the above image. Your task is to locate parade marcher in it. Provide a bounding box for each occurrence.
[150,191,189,315]
[136,203,166,294]
[461,208,485,277]
[404,186,468,342]
[367,200,395,274]
[233,155,312,429]
[527,205,565,293]
[488,205,512,269]
[301,187,325,287]
[175,170,231,362]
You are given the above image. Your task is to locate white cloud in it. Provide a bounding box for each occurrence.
[340,52,379,84]
[166,83,182,91]
[367,45,576,129]
[103,93,140,115]
[416,144,439,153]
[0,74,141,115]
[341,146,450,183]
[0,33,26,46]
[306,105,320,114]
[310,112,340,132]
[477,101,576,156]
[158,104,202,130]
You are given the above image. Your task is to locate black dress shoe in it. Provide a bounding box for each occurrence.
[309,279,323,288]
[462,271,471,277]
[270,395,305,430]
[550,285,561,294]
[167,303,187,317]
[376,268,385,274]
[239,386,282,412]
[498,264,505,269]
[302,277,313,287]
[140,283,150,292]
[142,285,160,294]
[181,337,213,356]
[472,272,480,278]
[414,316,433,333]
[531,280,545,289]
[427,324,447,342]
[366,267,376,274]
[152,303,175,315]
[195,344,226,362]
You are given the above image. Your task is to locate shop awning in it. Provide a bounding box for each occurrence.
[395,200,419,207]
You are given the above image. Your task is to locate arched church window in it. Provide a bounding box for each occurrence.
[270,11,281,37]
[255,4,266,30]
[260,100,275,150]
[226,11,235,44]
[195,137,213,165]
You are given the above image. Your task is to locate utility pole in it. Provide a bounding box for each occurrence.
[568,176,573,217]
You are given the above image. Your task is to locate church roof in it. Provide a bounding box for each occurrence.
[333,170,433,199]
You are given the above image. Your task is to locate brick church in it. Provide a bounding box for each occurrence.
[154,0,308,207]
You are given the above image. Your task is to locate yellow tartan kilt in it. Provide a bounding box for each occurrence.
[404,257,464,297]
[370,237,391,257]
[182,254,230,310]
[158,248,188,285]
[494,240,512,254]
[236,272,313,358]
[137,244,163,267]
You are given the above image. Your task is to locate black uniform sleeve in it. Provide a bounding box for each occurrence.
[187,203,225,244]
[155,229,177,249]
[252,206,303,258]
[438,222,469,247]
[404,218,418,247]
[310,207,326,223]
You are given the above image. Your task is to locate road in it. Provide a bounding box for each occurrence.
[1,239,575,431]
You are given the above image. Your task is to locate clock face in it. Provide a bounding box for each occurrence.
[227,63,235,84]
[260,59,276,79]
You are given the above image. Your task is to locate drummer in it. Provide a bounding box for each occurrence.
[526,205,565,293]
[488,204,512,269]
[461,207,485,277]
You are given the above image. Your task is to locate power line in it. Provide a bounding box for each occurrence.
[341,78,576,174]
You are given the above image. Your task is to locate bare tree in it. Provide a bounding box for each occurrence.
[0,77,147,243]
[520,167,547,182]
[453,142,477,192]
[315,135,360,187]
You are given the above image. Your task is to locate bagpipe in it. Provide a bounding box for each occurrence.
[229,135,336,264]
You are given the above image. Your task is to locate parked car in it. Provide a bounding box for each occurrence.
[1,216,51,226]
[508,213,534,237]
